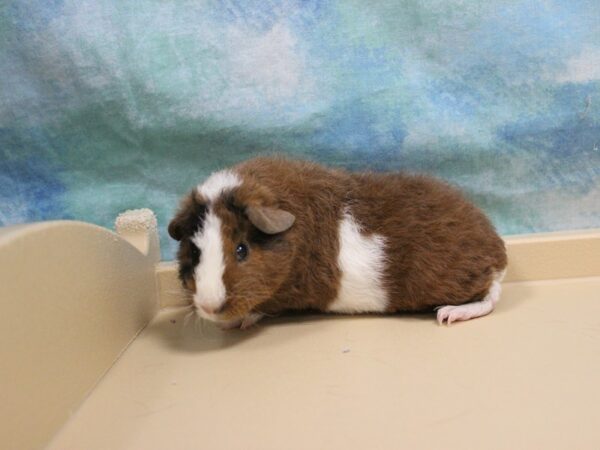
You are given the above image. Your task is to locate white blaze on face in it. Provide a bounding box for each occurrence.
[191,169,242,318]
[192,211,227,315]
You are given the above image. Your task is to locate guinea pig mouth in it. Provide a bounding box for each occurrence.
[193,304,247,330]
[193,302,240,324]
[194,304,221,322]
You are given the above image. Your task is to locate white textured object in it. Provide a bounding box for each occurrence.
[115,209,160,262]
[115,208,158,233]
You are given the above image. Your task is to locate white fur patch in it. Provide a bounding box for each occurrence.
[328,211,389,313]
[192,211,227,313]
[197,170,241,202]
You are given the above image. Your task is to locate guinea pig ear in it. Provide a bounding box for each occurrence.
[168,192,206,241]
[246,206,295,234]
[168,215,185,241]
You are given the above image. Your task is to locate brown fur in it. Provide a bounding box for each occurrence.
[169,156,507,320]
[168,191,205,292]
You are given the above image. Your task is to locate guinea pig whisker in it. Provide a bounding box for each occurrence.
[198,315,208,337]
[163,290,194,301]
[253,307,276,318]
[183,309,196,328]
[163,289,192,295]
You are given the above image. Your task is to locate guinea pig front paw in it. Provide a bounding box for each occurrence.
[240,313,264,330]
[216,318,243,330]
[216,313,264,330]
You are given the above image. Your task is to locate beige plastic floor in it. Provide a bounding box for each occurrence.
[49,277,600,450]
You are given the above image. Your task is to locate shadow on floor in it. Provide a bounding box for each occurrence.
[143,306,449,353]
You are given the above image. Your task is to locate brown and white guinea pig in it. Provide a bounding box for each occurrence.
[168,156,507,329]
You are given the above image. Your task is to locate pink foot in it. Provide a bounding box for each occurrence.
[436,275,503,325]
[436,299,494,325]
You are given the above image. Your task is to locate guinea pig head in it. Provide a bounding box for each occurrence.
[168,176,296,324]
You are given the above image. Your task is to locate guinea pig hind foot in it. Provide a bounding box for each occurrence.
[435,279,503,326]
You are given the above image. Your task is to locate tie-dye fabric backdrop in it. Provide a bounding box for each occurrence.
[1,0,599,259]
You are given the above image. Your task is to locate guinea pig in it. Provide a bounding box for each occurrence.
[168,156,507,329]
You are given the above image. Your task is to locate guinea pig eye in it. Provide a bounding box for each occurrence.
[190,244,200,261]
[235,243,248,262]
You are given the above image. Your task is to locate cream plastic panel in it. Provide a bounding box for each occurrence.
[504,228,600,282]
[0,210,159,450]
[48,277,600,450]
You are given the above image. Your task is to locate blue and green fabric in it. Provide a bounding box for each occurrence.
[1,0,599,259]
